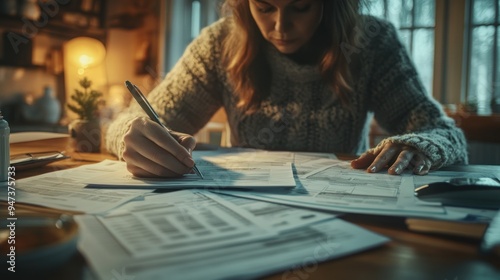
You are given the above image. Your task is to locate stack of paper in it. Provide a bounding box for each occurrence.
[16,148,499,279]
[215,151,499,221]
[2,150,392,280]
[4,161,151,213]
[75,190,389,280]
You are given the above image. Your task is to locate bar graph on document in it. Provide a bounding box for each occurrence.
[97,191,274,258]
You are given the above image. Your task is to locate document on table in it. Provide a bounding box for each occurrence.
[75,189,389,280]
[86,150,301,189]
[218,155,500,221]
[1,161,151,213]
[95,190,278,258]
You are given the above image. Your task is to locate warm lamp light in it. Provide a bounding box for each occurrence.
[63,37,108,121]
[65,37,106,69]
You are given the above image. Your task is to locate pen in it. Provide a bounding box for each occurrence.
[125,80,204,179]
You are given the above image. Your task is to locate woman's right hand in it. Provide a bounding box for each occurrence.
[122,117,197,177]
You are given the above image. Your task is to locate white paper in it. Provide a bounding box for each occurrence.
[219,155,499,220]
[75,190,388,280]
[98,190,275,257]
[3,161,151,213]
[210,192,336,231]
[86,151,297,189]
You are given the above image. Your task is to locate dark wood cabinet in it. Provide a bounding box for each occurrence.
[0,0,108,130]
[0,0,107,68]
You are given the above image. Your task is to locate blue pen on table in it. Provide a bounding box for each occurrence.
[125,80,204,179]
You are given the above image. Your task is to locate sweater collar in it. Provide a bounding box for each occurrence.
[265,44,322,83]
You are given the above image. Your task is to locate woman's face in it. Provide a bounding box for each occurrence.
[249,0,324,54]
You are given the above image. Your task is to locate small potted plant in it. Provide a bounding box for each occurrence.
[67,77,104,153]
[459,100,478,114]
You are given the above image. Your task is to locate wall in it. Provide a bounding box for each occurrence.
[0,33,60,102]
[0,0,165,128]
[103,0,165,122]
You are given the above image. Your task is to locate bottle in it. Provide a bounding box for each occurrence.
[36,86,61,124]
[0,110,10,182]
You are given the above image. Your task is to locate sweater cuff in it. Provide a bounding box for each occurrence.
[105,117,135,160]
[372,134,447,169]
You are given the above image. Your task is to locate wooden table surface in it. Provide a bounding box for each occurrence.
[7,137,500,280]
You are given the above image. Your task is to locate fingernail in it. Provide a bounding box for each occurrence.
[393,167,401,174]
[417,165,424,174]
[370,166,376,173]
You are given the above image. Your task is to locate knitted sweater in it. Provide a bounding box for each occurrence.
[106,16,468,169]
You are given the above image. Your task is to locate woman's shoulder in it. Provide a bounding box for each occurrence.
[360,15,395,29]
[197,17,233,41]
[358,15,400,42]
[352,15,406,56]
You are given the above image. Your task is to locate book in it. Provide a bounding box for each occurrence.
[405,218,489,239]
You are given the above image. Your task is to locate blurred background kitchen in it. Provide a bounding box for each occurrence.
[0,0,499,163]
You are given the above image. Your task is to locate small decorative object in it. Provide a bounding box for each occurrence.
[459,101,478,114]
[22,86,61,124]
[67,77,103,153]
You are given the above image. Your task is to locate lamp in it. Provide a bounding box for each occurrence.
[65,37,106,73]
[63,37,107,120]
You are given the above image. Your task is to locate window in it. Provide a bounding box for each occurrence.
[163,0,500,115]
[361,0,436,97]
[362,0,500,115]
[191,1,202,39]
[164,0,222,71]
[465,0,500,114]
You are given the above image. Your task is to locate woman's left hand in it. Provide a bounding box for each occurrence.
[351,142,431,175]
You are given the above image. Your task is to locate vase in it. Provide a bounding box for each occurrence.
[69,119,101,153]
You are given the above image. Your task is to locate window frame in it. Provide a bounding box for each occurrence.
[362,0,493,110]
[462,0,500,114]
[431,0,467,106]
[362,0,437,98]
[163,0,498,115]
[435,0,500,112]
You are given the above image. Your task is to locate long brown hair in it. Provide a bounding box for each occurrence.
[221,0,361,111]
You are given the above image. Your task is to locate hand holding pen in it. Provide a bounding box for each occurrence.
[122,80,204,178]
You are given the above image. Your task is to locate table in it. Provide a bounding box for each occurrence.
[8,137,500,280]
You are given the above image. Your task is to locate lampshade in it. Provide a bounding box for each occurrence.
[64,37,106,68]
[63,36,107,121]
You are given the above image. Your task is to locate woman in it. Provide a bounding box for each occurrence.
[106,0,468,178]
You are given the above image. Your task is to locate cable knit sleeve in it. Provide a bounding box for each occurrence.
[105,19,228,159]
[365,18,468,168]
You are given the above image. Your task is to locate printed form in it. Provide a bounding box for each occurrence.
[1,160,151,213]
[86,150,299,189]
[219,152,500,220]
[96,190,276,257]
[75,189,388,280]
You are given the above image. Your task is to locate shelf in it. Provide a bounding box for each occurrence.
[0,15,106,41]
[10,124,68,134]
[0,60,45,70]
